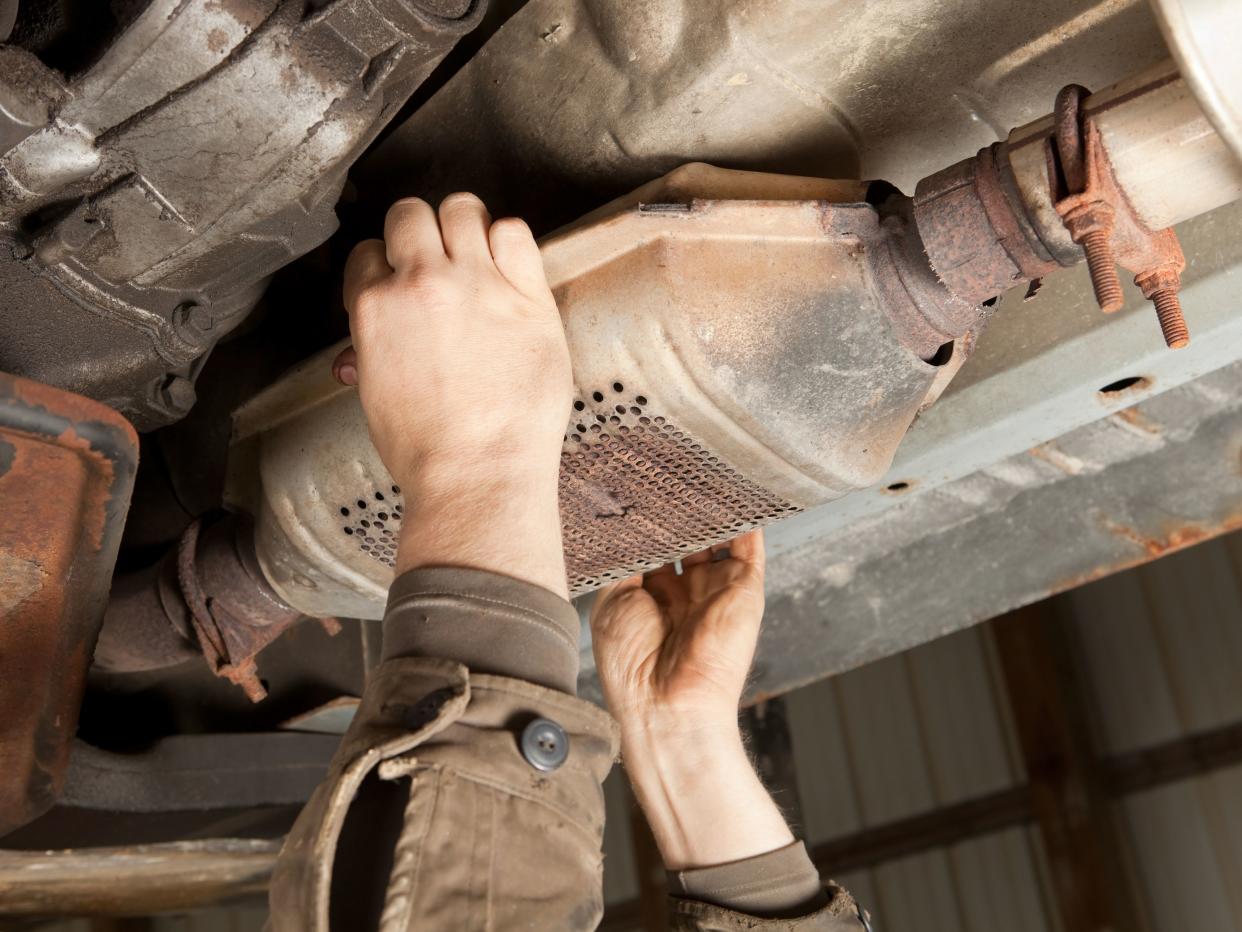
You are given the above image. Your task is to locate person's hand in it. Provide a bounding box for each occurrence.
[335,194,571,597]
[590,530,765,728]
[590,530,795,870]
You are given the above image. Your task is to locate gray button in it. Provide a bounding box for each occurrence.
[521,718,569,772]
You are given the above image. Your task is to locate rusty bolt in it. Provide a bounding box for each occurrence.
[1136,268,1189,349]
[1060,201,1124,313]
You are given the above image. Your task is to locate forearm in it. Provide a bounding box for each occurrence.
[620,711,794,871]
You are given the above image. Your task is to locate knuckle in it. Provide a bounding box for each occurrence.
[386,197,427,219]
[349,283,386,317]
[491,216,532,240]
[440,191,483,213]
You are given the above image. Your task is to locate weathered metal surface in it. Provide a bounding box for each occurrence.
[357,0,1172,235]
[1150,0,1242,162]
[914,141,1061,305]
[674,350,1242,705]
[93,514,324,701]
[0,839,279,917]
[229,165,979,614]
[0,372,138,837]
[0,0,485,429]
[572,189,1242,700]
[912,62,1233,319]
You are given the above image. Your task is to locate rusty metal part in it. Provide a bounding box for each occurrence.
[1004,62,1241,261]
[913,142,1060,306]
[93,514,328,702]
[0,372,138,838]
[1136,268,1189,349]
[1052,82,1189,347]
[1055,84,1126,313]
[558,396,799,591]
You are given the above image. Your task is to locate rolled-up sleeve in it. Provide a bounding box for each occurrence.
[667,840,868,929]
[380,567,583,694]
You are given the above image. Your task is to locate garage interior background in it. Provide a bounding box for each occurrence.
[24,526,1242,931]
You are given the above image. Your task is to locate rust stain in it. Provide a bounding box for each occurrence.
[207,28,229,54]
[1028,443,1086,476]
[1110,406,1163,436]
[1050,510,1242,595]
[0,373,137,835]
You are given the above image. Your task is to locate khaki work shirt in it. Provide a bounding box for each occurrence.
[270,568,867,930]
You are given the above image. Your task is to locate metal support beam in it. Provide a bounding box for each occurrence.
[993,604,1149,932]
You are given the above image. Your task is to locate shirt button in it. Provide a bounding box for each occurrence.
[521,718,569,772]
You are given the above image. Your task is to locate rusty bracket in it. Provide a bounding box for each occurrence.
[1053,84,1189,348]
[176,517,340,703]
[0,373,138,837]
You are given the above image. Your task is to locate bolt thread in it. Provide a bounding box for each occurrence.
[1080,231,1124,312]
[1152,290,1189,349]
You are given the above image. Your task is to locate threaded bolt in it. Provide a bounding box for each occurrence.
[1151,289,1189,349]
[1079,230,1124,313]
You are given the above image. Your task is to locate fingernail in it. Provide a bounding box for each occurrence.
[336,364,357,386]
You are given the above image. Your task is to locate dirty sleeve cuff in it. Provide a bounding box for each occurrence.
[381,567,581,695]
[668,839,829,918]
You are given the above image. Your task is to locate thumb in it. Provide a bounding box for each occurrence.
[589,574,644,636]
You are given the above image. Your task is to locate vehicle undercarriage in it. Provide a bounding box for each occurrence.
[1,0,1240,914]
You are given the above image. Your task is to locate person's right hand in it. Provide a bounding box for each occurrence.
[590,530,796,871]
[589,530,766,728]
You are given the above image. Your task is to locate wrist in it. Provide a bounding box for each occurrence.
[621,715,794,871]
[396,444,560,503]
[393,460,568,598]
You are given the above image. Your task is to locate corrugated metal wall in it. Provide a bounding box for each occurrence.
[1067,532,1242,932]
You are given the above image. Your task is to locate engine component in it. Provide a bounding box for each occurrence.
[225,164,978,617]
[0,0,485,430]
[93,514,331,702]
[0,371,137,838]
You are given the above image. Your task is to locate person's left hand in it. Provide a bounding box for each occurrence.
[332,194,572,596]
